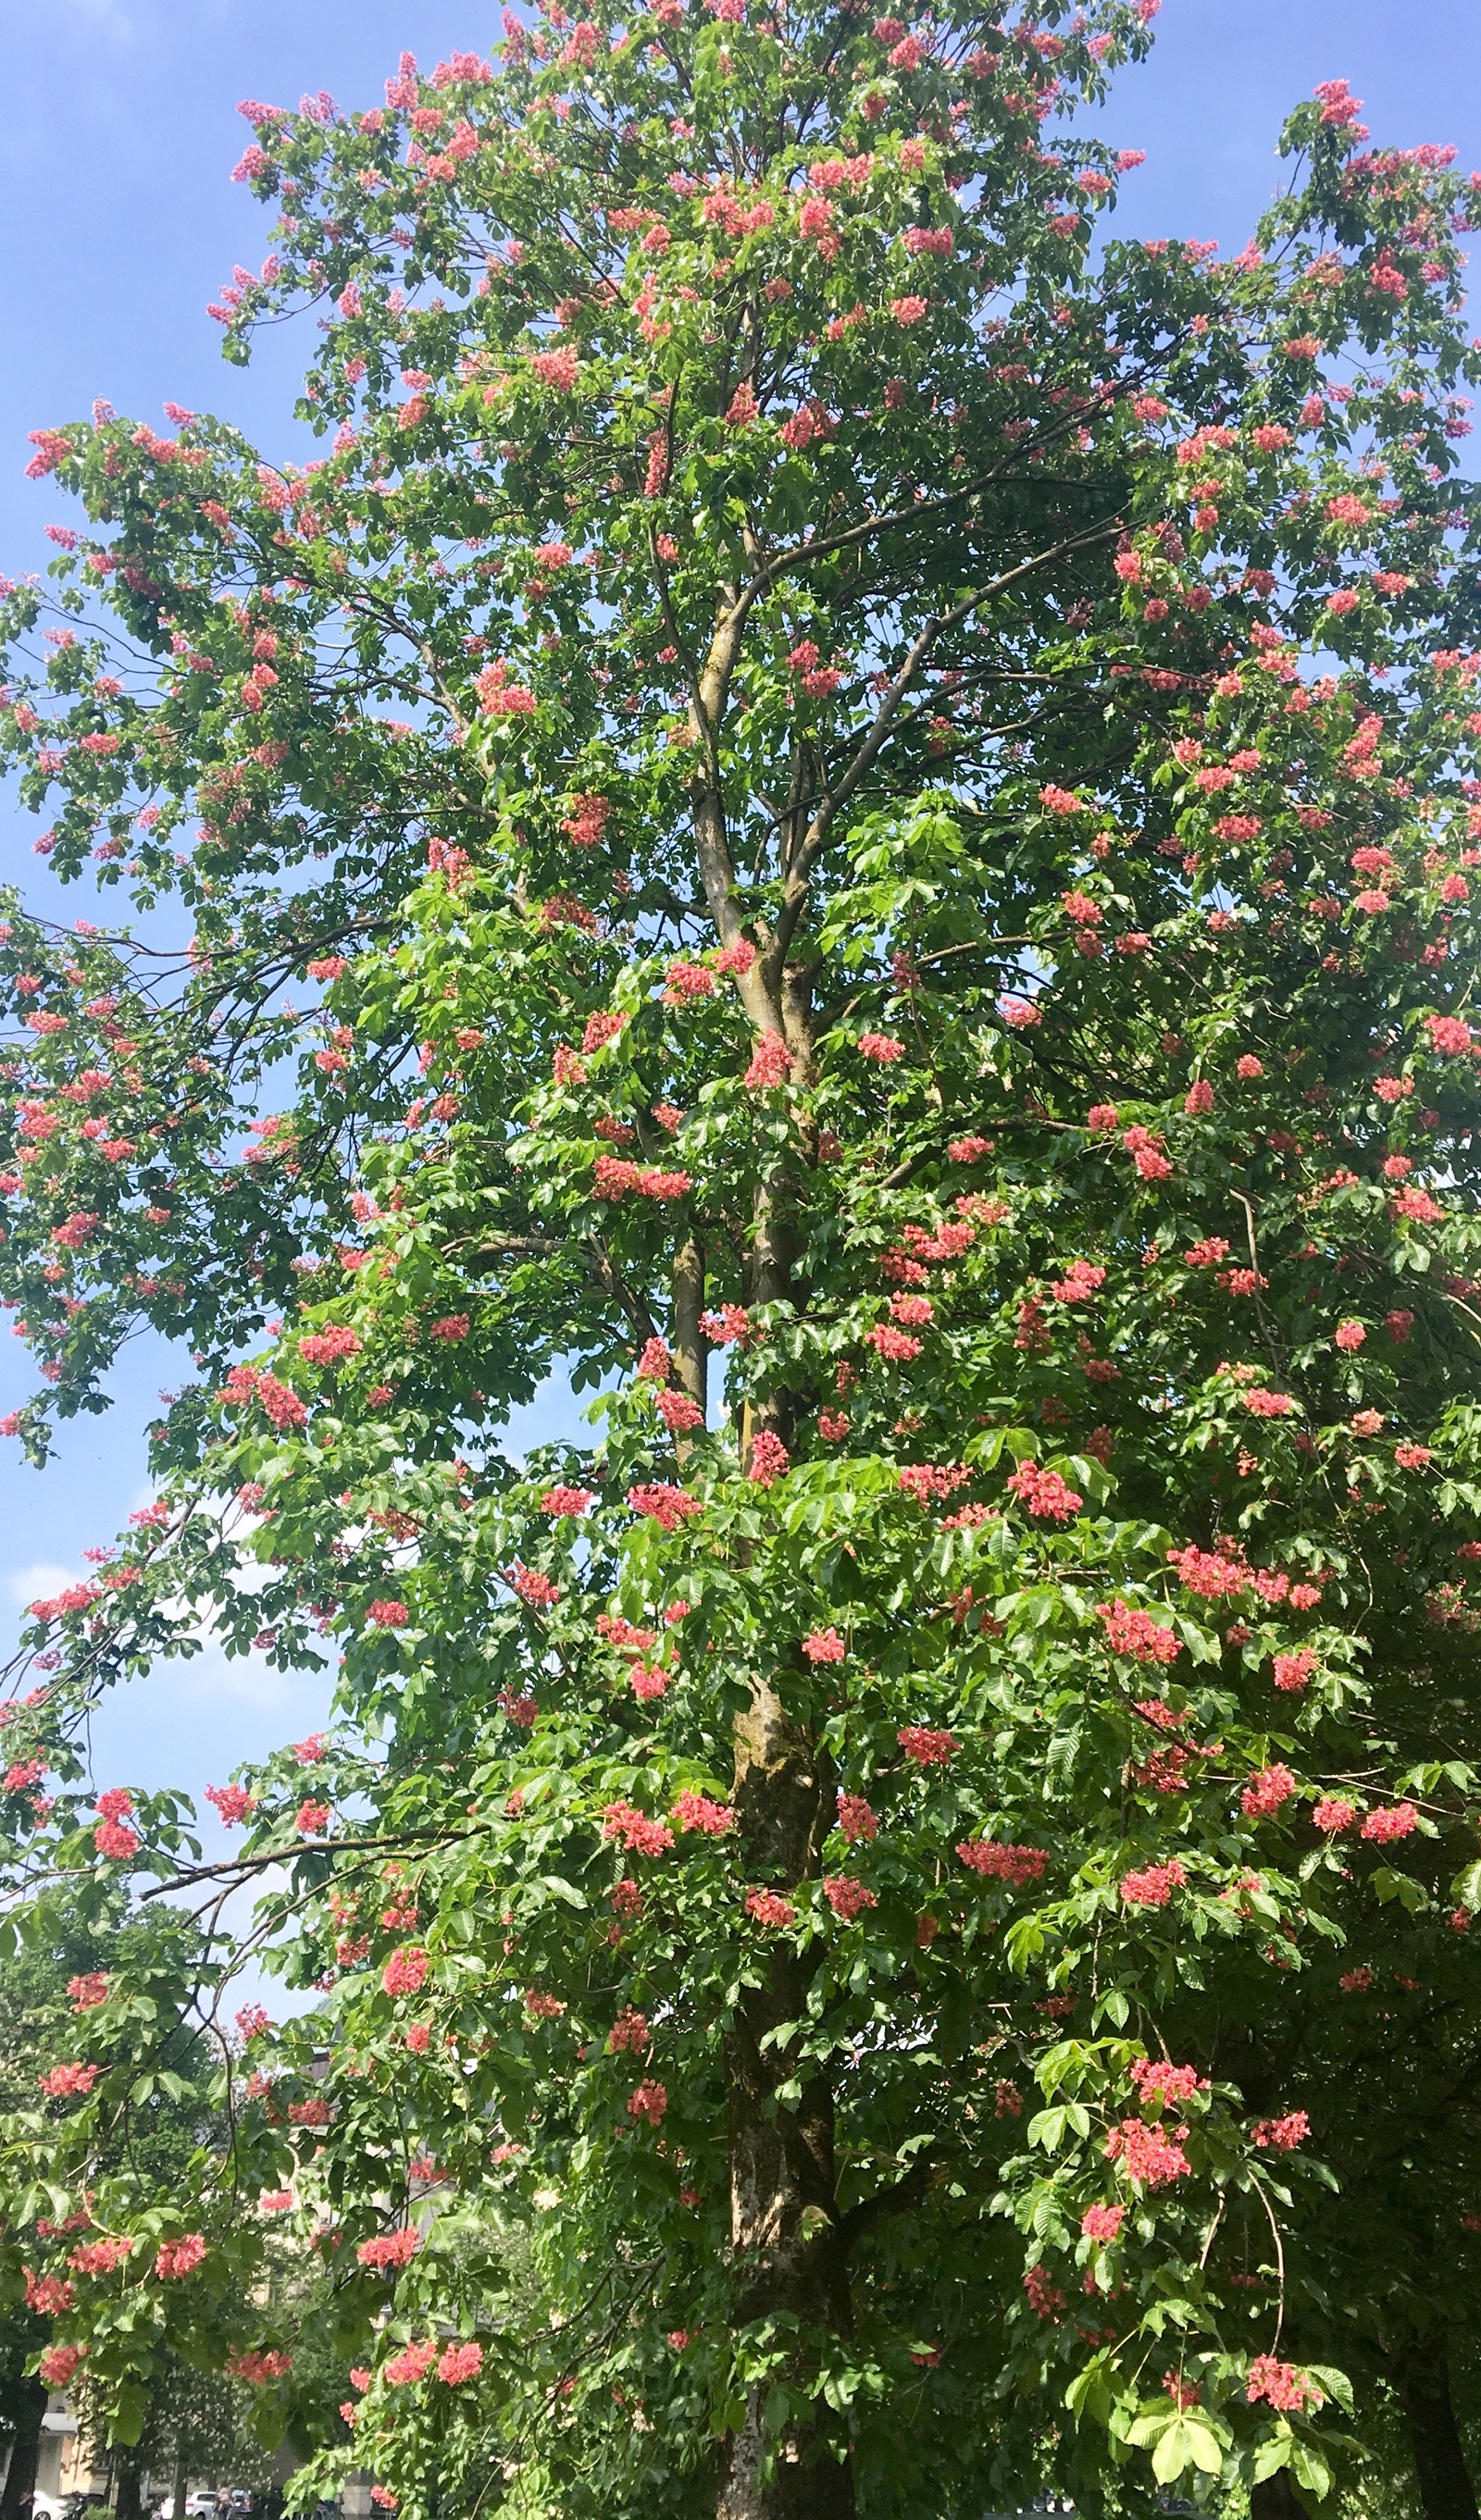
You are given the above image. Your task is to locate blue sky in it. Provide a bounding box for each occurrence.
[1,0,1478,1833]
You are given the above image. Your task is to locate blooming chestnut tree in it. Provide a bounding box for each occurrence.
[1,4,1481,2516]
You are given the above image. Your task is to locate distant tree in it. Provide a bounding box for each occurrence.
[0,1893,236,2511]
[72,2348,249,2519]
[0,2300,48,2520]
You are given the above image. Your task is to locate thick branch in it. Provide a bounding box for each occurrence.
[769,520,1124,967]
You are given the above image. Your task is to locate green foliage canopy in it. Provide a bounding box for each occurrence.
[0,5,1479,2515]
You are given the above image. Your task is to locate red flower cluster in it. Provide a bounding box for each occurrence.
[1361,1802,1418,1842]
[94,1786,141,1861]
[1097,1598,1180,1664]
[1005,1461,1083,1521]
[1129,2058,1206,2108]
[594,1153,692,1199]
[701,1303,749,1343]
[898,1461,971,1505]
[956,1840,1046,1885]
[356,2228,419,2268]
[865,1322,923,1361]
[155,2234,206,2279]
[1313,1797,1357,1834]
[1051,1260,1105,1302]
[899,1726,958,1766]
[68,2238,132,2278]
[1167,1545,1248,1601]
[1428,1013,1474,1054]
[205,1782,255,1825]
[228,2349,292,2383]
[256,1373,308,1430]
[803,1626,846,1663]
[627,1483,703,1530]
[1247,2355,1321,2413]
[672,1791,733,1835]
[385,2340,438,2386]
[603,1801,675,1856]
[510,1565,560,1607]
[1252,2110,1310,2151]
[1241,1764,1297,1819]
[38,2062,102,2097]
[596,1612,658,1650]
[299,1323,362,1364]
[1122,1123,1172,1180]
[749,1430,790,1485]
[439,2340,483,2385]
[744,1034,792,1088]
[1105,2118,1190,2187]
[1120,1859,1187,1906]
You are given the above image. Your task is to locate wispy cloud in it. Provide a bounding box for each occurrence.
[6,1560,73,1612]
[165,1634,306,1713]
[51,0,136,43]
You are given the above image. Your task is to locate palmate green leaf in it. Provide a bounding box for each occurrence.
[1251,2423,1297,2482]
[1145,2413,1226,2483]
[1064,2358,1116,2429]
[1293,2439,1335,2500]
[1306,2365,1355,2417]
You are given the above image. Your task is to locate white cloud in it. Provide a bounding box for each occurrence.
[50,0,136,43]
[6,1560,74,1612]
[3,1529,329,1719]
[163,1633,304,1713]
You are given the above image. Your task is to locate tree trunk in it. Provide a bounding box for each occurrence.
[1398,2346,1480,2520]
[1251,2469,1306,2520]
[720,1665,852,2520]
[0,2379,47,2520]
[739,1176,798,1472]
[672,1235,707,1456]
[779,963,818,1091]
[720,978,843,2515]
[170,2428,191,2520]
[114,2449,143,2520]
